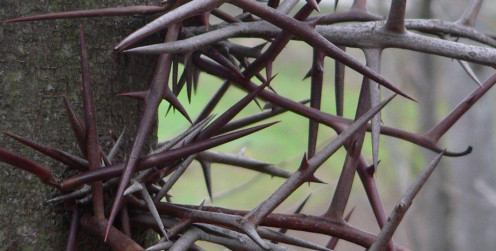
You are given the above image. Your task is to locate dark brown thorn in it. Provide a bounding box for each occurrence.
[172,54,179,95]
[199,160,213,200]
[244,95,395,226]
[3,131,88,171]
[326,206,355,249]
[197,80,271,140]
[369,151,445,251]
[197,53,464,156]
[203,47,243,79]
[184,53,193,103]
[2,5,167,23]
[425,72,496,143]
[80,24,104,220]
[117,90,149,100]
[62,96,87,156]
[232,0,416,102]
[61,122,278,192]
[0,147,60,188]
[80,214,145,251]
[106,23,181,241]
[219,99,310,134]
[163,88,192,123]
[194,81,231,124]
[324,72,371,221]
[381,0,407,33]
[335,46,346,116]
[65,206,80,251]
[308,49,325,158]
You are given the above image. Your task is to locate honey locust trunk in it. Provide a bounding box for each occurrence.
[0,0,158,249]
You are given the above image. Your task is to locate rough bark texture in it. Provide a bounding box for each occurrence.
[0,1,159,250]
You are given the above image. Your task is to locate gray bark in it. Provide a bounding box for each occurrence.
[0,0,158,249]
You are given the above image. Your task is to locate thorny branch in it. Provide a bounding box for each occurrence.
[2,0,496,250]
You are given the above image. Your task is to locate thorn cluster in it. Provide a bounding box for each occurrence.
[2,0,496,250]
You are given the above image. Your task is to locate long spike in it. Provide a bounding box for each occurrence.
[3,6,166,23]
[106,23,181,241]
[369,151,445,251]
[61,122,279,191]
[3,131,88,171]
[80,24,105,219]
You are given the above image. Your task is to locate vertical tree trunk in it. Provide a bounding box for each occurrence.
[0,1,158,249]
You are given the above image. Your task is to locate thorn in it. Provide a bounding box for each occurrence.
[302,68,312,80]
[306,0,320,12]
[297,154,309,172]
[199,160,213,201]
[201,11,211,31]
[124,182,143,196]
[117,90,149,100]
[163,89,192,123]
[457,60,483,87]
[265,61,272,83]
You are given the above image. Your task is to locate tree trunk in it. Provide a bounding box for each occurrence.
[0,1,158,249]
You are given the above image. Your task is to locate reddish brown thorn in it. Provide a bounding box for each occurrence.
[3,131,88,171]
[117,90,149,100]
[0,147,60,188]
[60,122,279,192]
[201,11,211,31]
[80,23,105,220]
[106,24,182,240]
[62,96,87,156]
[2,5,167,23]
[306,0,321,12]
